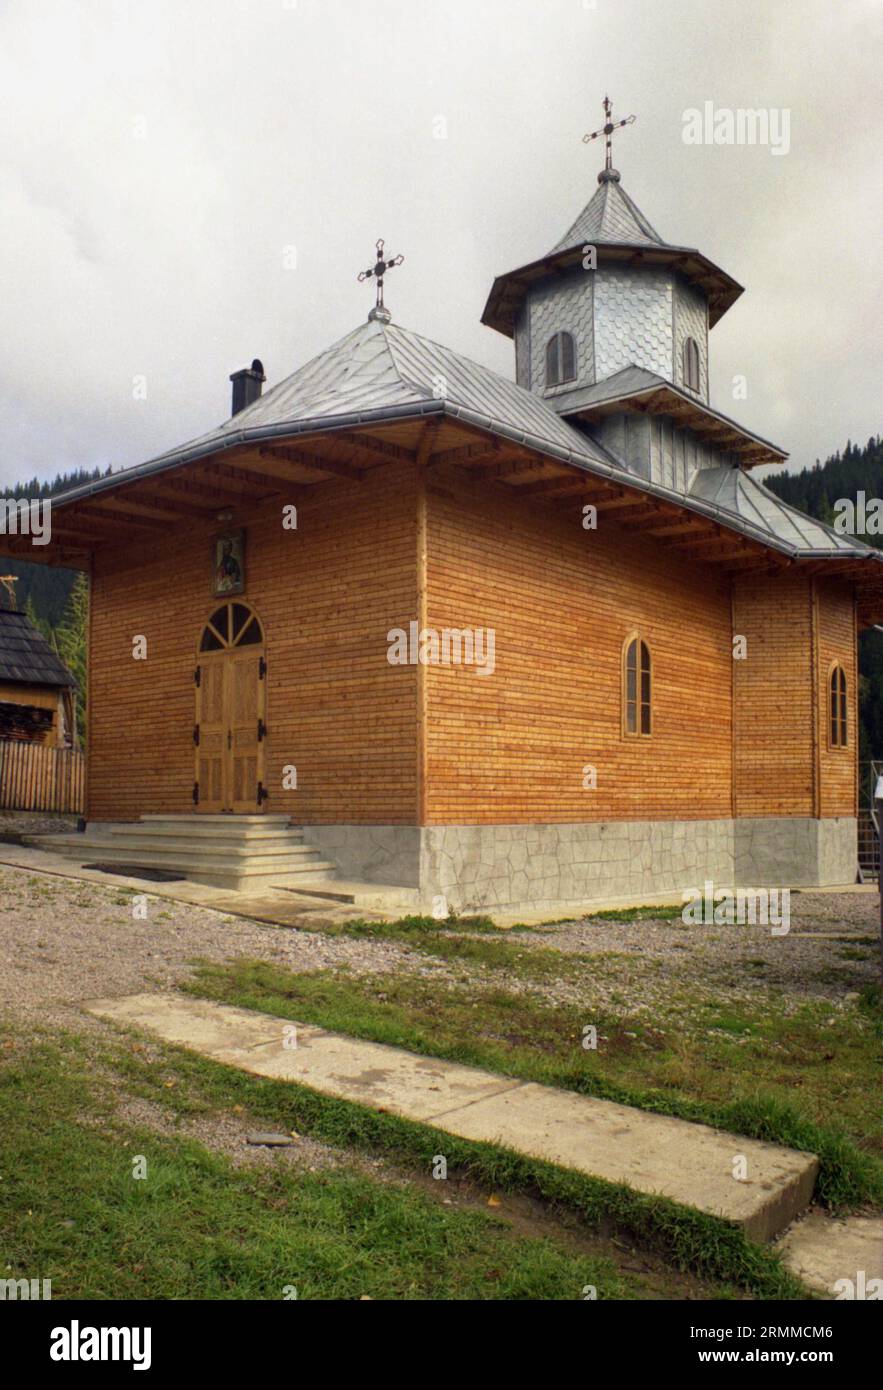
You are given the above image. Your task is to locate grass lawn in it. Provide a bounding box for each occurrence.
[187,921,883,1212]
[0,1027,746,1301]
[3,889,878,1302]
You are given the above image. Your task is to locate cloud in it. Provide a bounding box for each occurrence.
[0,0,880,488]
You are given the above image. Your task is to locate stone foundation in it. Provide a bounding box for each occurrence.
[302,824,421,888]
[734,817,856,890]
[305,816,857,912]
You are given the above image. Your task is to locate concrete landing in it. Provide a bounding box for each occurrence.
[85,992,818,1243]
[0,844,391,928]
[777,1210,883,1297]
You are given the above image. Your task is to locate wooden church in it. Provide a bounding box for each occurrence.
[5,106,882,908]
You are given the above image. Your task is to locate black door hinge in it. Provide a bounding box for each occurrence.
[259,656,267,680]
[257,781,269,805]
[192,781,200,806]
[194,666,201,688]
[257,718,267,742]
[193,724,200,747]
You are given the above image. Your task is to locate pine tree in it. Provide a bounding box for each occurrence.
[56,573,89,743]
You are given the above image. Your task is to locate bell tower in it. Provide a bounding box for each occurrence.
[483,99,744,411]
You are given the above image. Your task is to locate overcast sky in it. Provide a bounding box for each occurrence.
[0,0,880,490]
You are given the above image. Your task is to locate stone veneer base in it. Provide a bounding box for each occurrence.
[304,817,857,913]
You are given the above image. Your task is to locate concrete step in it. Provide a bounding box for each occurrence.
[105,823,306,844]
[276,878,423,912]
[139,814,294,825]
[22,834,322,865]
[87,993,820,1244]
[19,836,337,892]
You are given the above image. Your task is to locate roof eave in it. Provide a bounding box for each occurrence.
[558,382,789,467]
[481,242,744,338]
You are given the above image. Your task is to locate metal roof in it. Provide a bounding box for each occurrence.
[550,364,789,466]
[45,316,881,572]
[0,610,77,688]
[550,170,667,254]
[688,467,871,558]
[52,318,625,509]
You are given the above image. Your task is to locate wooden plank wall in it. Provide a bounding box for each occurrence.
[423,468,734,823]
[732,573,856,818]
[0,682,61,745]
[86,451,859,829]
[732,574,814,817]
[816,577,859,818]
[88,462,419,823]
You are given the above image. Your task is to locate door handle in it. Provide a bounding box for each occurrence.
[227,730,232,750]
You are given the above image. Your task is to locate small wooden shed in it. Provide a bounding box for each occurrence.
[0,604,78,748]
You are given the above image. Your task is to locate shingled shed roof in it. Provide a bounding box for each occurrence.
[0,609,77,688]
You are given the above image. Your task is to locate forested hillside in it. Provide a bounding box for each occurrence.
[2,469,108,626]
[766,436,883,763]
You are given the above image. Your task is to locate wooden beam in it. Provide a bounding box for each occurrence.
[109,487,213,520]
[430,439,502,469]
[151,475,248,508]
[260,445,365,482]
[201,461,287,493]
[593,491,654,512]
[336,432,417,464]
[513,472,585,498]
[595,502,661,526]
[416,419,443,468]
[576,484,624,505]
[630,513,710,536]
[473,458,544,481]
[78,502,169,531]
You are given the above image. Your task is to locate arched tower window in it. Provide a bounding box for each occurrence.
[546,332,576,388]
[623,635,652,737]
[829,664,848,748]
[199,602,263,653]
[683,337,701,393]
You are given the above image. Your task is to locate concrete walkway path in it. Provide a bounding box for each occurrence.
[86,991,817,1244]
[777,1210,883,1297]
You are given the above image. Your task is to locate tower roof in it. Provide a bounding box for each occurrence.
[549,169,665,254]
[482,171,743,338]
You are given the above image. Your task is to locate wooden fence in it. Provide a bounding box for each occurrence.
[0,739,85,815]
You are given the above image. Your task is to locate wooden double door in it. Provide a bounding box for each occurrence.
[194,603,266,813]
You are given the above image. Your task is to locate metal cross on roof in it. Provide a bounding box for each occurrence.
[357,238,404,324]
[583,95,636,173]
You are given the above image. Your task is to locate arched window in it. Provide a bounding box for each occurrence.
[546,331,576,388]
[200,602,263,653]
[623,635,652,737]
[829,664,848,748]
[683,336,701,393]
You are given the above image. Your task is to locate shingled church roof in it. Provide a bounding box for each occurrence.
[0,608,77,688]
[45,316,880,571]
[549,169,667,254]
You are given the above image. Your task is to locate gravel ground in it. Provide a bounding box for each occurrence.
[1,861,878,1032]
[1,861,879,1179]
[0,811,78,838]
[0,864,418,1028]
[498,892,882,1019]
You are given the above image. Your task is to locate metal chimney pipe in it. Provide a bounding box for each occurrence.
[229,359,266,417]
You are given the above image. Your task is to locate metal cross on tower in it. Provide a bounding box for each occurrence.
[583,95,636,173]
[357,239,404,323]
